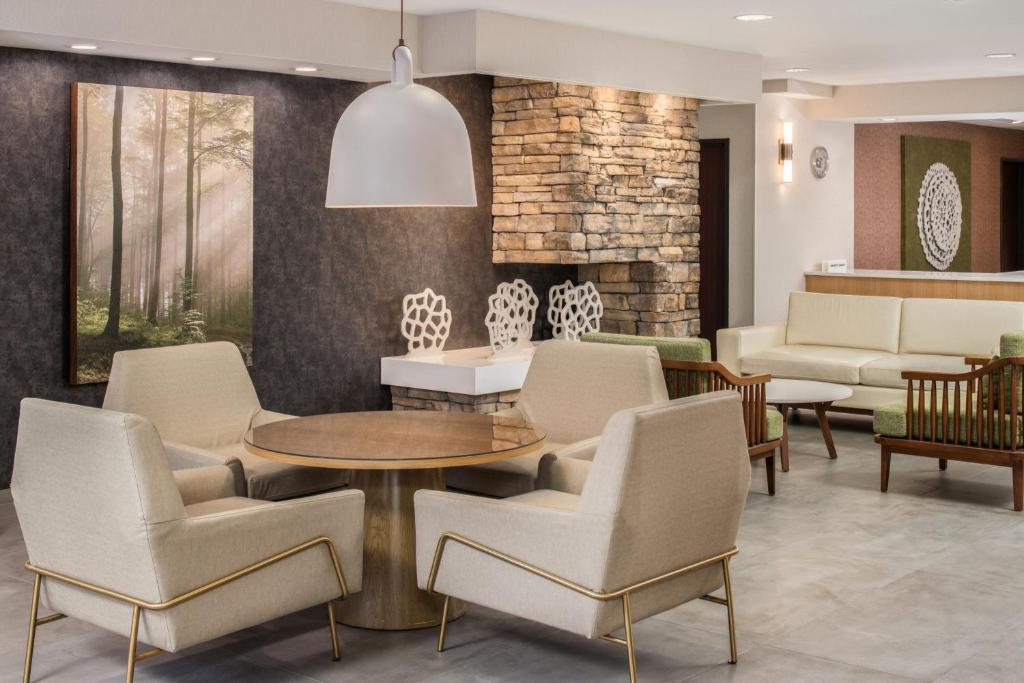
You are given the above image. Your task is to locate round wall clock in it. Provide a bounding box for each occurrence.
[810,146,830,178]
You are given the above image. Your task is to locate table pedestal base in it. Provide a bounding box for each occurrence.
[335,468,465,630]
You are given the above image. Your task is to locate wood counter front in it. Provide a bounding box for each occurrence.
[805,273,1024,302]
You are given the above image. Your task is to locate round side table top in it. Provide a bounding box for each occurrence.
[765,378,854,405]
[244,410,546,470]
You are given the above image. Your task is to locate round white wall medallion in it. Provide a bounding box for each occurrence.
[916,162,963,271]
[810,146,829,178]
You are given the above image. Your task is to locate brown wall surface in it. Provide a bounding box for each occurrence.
[855,121,1024,272]
[0,47,573,488]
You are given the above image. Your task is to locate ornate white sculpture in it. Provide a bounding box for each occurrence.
[401,288,451,357]
[917,162,963,271]
[548,280,603,340]
[485,279,538,356]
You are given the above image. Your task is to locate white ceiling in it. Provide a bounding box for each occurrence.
[341,0,1024,85]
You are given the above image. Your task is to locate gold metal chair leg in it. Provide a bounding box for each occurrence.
[622,593,637,683]
[722,557,738,664]
[327,602,341,661]
[125,606,141,683]
[436,595,451,652]
[22,575,41,683]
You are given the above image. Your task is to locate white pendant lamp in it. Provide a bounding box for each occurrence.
[325,0,476,208]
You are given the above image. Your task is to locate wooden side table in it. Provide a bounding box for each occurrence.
[245,410,546,630]
[765,379,854,472]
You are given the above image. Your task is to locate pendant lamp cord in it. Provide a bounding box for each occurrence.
[398,0,406,47]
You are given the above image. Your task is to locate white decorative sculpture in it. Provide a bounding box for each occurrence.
[548,280,604,340]
[401,288,451,357]
[485,279,538,356]
[917,162,963,271]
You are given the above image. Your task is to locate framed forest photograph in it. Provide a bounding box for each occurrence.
[70,82,254,384]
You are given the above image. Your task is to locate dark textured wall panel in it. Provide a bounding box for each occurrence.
[0,47,573,487]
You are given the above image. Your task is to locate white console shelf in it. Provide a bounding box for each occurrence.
[380,344,536,396]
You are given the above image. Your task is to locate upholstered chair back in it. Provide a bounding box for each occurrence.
[12,399,184,609]
[580,391,751,626]
[517,339,669,444]
[103,341,261,448]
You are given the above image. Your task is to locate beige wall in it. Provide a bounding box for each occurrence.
[698,103,755,327]
[754,95,855,324]
[854,122,1024,272]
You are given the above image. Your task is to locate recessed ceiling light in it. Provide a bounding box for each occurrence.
[69,44,99,50]
[1013,120,1024,125]
[735,13,773,21]
[294,66,319,73]
[881,118,897,122]
[785,67,810,73]
[190,56,217,62]
[986,52,1016,59]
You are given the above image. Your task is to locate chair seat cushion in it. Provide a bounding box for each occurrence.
[766,406,784,442]
[507,489,580,511]
[859,354,969,389]
[214,442,349,501]
[874,400,1022,446]
[741,345,889,384]
[184,496,269,517]
[445,442,569,498]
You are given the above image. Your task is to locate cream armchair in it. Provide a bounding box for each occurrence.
[445,339,669,497]
[417,392,752,681]
[11,399,364,683]
[103,341,348,500]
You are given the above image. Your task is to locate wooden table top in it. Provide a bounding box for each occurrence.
[244,410,547,470]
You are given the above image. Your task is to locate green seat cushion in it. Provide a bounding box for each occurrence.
[874,399,1022,446]
[581,332,711,362]
[978,330,1024,411]
[1001,330,1024,358]
[766,406,783,441]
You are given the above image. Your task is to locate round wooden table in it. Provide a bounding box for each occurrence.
[244,410,546,631]
[765,379,854,471]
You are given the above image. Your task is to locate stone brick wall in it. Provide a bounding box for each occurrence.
[390,386,519,413]
[491,78,702,337]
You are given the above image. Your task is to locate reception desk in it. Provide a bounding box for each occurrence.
[805,269,1024,301]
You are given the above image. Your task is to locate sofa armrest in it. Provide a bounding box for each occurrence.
[717,324,787,373]
[172,465,236,505]
[537,453,592,495]
[163,441,246,496]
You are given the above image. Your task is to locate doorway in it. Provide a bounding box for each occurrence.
[1001,159,1024,272]
[698,139,730,357]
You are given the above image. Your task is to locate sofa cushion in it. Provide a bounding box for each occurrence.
[860,354,970,389]
[874,400,1021,445]
[766,407,784,442]
[899,298,1024,356]
[741,345,890,385]
[786,292,902,353]
[582,332,711,362]
[214,442,350,501]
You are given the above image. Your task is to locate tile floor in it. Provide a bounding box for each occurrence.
[2,412,1024,682]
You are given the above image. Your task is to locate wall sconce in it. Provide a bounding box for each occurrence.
[779,121,794,183]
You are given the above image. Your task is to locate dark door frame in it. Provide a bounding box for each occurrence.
[1001,157,1024,272]
[698,138,730,356]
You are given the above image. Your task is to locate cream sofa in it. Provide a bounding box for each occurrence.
[718,292,1024,411]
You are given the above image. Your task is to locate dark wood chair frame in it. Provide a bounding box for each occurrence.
[875,356,1024,511]
[662,360,783,495]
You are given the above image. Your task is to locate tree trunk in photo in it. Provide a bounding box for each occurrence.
[193,93,205,300]
[103,85,125,338]
[183,92,197,311]
[76,87,91,290]
[147,90,168,324]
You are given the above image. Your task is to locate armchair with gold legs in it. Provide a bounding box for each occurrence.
[11,399,364,683]
[415,392,752,682]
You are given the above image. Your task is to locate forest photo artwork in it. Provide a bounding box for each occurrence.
[70,83,254,384]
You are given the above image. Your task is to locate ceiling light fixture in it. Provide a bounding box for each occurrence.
[735,13,773,21]
[1013,120,1024,125]
[190,56,217,62]
[986,52,1016,59]
[69,44,99,50]
[881,117,897,122]
[294,66,319,73]
[785,67,810,73]
[325,0,476,208]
